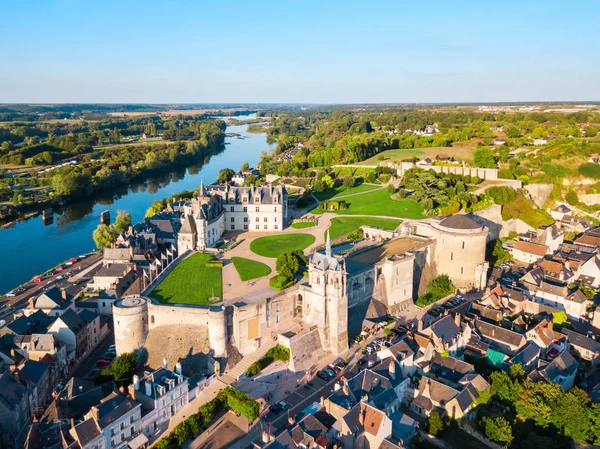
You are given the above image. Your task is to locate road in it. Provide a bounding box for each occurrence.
[72,329,115,378]
[0,252,102,315]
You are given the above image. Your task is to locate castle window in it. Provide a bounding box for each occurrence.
[244,217,248,222]
[274,207,277,212]
[231,225,235,230]
[274,217,277,222]
[243,206,247,212]
[256,225,260,230]
[264,217,268,222]
[231,217,235,222]
[230,206,234,212]
[462,241,465,249]
[274,225,278,229]
[244,225,248,230]
[255,197,260,203]
[255,217,259,222]
[461,267,464,274]
[255,206,260,212]
[451,253,453,261]
[264,225,268,229]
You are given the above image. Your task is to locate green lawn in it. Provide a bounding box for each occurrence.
[231,257,272,281]
[149,253,222,305]
[250,233,316,258]
[311,189,426,219]
[327,217,402,239]
[291,221,316,229]
[313,183,379,201]
[357,145,477,165]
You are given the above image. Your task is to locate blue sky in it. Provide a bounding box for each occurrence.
[1,0,598,103]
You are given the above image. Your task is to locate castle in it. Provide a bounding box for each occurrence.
[176,182,288,252]
[114,214,489,366]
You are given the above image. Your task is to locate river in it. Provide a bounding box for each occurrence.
[0,116,274,294]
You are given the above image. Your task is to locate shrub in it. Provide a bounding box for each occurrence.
[565,189,579,205]
[579,162,600,179]
[246,345,290,376]
[217,387,260,422]
[387,184,396,194]
[480,416,513,445]
[342,175,355,188]
[426,411,444,436]
[269,274,294,291]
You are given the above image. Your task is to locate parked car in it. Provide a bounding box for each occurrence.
[55,266,64,272]
[104,352,116,360]
[269,403,283,414]
[323,368,335,377]
[70,258,78,263]
[358,357,367,365]
[107,344,116,351]
[88,368,99,377]
[96,359,111,368]
[278,401,289,411]
[33,277,42,283]
[327,364,340,374]
[317,370,331,380]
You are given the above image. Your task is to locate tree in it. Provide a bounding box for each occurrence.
[313,179,325,193]
[426,411,444,436]
[240,162,250,172]
[276,253,300,279]
[93,224,118,248]
[473,147,496,168]
[507,126,522,138]
[291,249,308,267]
[480,416,513,445]
[585,127,598,137]
[145,200,163,217]
[114,210,132,234]
[387,184,396,195]
[509,363,526,382]
[491,371,520,403]
[426,274,455,299]
[109,352,137,382]
[216,168,235,184]
[109,127,121,144]
[565,189,579,206]
[244,174,258,186]
[342,175,355,188]
[321,175,335,190]
[420,197,433,211]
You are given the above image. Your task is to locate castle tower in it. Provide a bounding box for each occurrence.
[113,297,148,356]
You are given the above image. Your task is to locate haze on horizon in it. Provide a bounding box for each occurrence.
[2,0,599,104]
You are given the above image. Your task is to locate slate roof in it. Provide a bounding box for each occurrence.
[562,329,600,353]
[95,263,132,277]
[438,215,482,231]
[0,369,28,410]
[57,309,86,334]
[509,342,540,367]
[417,377,459,406]
[426,315,461,344]
[430,353,474,383]
[5,310,49,335]
[19,359,50,384]
[94,393,139,429]
[541,349,579,382]
[71,418,101,447]
[475,320,526,349]
[78,309,99,325]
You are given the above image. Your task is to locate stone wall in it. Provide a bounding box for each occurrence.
[394,161,500,181]
[525,183,553,208]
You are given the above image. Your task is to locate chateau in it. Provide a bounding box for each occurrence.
[176,183,288,252]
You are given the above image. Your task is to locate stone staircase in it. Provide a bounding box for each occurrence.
[225,340,277,381]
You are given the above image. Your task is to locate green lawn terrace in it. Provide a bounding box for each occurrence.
[250,233,315,258]
[148,252,223,305]
[327,216,402,240]
[313,182,379,201]
[310,188,426,219]
[231,257,272,281]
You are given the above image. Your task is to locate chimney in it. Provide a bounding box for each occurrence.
[444,309,449,316]
[145,380,152,397]
[389,361,396,379]
[417,319,423,332]
[342,378,349,396]
[163,357,168,369]
[70,418,75,429]
[358,406,366,426]
[175,362,182,375]
[133,374,140,390]
[320,396,325,406]
[128,383,137,401]
[29,298,35,309]
[89,406,99,422]
[454,313,461,327]
[61,289,67,301]
[262,430,271,443]
[288,415,295,426]
[485,287,491,296]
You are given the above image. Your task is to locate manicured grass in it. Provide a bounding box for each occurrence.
[357,145,477,166]
[231,257,272,281]
[149,253,222,305]
[291,221,316,229]
[313,183,379,201]
[311,189,426,219]
[250,233,315,258]
[327,217,402,239]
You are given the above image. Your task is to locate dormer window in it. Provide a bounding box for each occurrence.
[242,196,248,203]
[254,196,260,203]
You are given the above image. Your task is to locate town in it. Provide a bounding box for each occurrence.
[2,106,600,449]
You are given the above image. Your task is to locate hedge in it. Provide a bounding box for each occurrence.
[270,274,295,291]
[154,387,259,449]
[246,344,290,377]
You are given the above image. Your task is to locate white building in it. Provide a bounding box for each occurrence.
[129,360,189,443]
[511,241,549,264]
[177,183,288,252]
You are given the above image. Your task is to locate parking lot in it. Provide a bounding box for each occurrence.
[425,294,468,319]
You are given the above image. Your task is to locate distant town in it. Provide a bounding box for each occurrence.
[1,103,600,449]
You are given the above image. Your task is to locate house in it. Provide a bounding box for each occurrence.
[576,254,600,288]
[534,138,549,146]
[91,263,137,292]
[551,204,572,221]
[563,216,592,234]
[419,314,470,356]
[411,377,482,420]
[25,287,74,318]
[435,154,450,161]
[18,359,51,413]
[13,333,68,379]
[507,342,540,372]
[511,241,548,264]
[529,348,578,390]
[525,319,557,350]
[0,369,31,449]
[473,319,526,356]
[1,310,50,336]
[561,328,600,373]
[332,402,392,449]
[69,392,143,449]
[533,284,589,322]
[427,353,475,389]
[266,412,331,449]
[538,260,575,284]
[493,139,506,146]
[231,172,246,186]
[128,361,189,444]
[47,309,95,365]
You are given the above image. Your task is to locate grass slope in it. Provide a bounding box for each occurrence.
[231,257,272,281]
[311,189,425,219]
[250,233,315,258]
[357,145,477,166]
[149,253,222,305]
[313,183,379,201]
[327,217,402,239]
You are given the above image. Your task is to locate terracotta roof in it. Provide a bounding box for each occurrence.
[513,241,548,257]
[575,234,600,247]
[414,333,431,349]
[539,260,564,275]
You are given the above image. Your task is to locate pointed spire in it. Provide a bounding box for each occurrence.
[200,178,204,197]
[326,230,332,258]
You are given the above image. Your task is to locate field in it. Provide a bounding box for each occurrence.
[357,144,478,166]
[311,189,426,219]
[231,257,272,281]
[149,253,222,305]
[291,221,316,229]
[327,217,402,239]
[250,233,316,258]
[313,183,379,201]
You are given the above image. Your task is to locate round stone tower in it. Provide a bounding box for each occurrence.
[113,296,149,356]
[208,306,226,357]
[432,214,489,290]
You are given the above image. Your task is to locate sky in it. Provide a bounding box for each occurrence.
[1,0,599,104]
